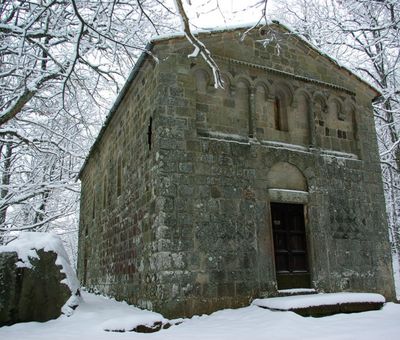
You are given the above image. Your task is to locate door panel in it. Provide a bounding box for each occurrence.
[271,202,310,289]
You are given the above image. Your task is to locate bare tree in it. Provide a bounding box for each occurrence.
[0,0,178,126]
[0,0,177,242]
[0,0,270,245]
[174,0,270,88]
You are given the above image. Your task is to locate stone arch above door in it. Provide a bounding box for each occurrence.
[267,162,308,203]
[267,162,308,191]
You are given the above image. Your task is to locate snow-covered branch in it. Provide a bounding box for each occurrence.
[174,0,224,88]
[0,0,177,240]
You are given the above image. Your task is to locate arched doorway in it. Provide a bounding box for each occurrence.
[267,162,311,289]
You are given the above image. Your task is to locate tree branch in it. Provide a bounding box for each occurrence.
[174,0,223,88]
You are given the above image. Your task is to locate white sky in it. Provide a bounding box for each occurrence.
[180,0,279,29]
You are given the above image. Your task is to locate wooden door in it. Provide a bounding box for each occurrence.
[271,202,310,289]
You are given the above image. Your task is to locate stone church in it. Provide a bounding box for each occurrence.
[77,22,395,318]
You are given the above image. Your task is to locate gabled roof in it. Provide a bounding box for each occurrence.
[149,20,380,96]
[78,21,380,179]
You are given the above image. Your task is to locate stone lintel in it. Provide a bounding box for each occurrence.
[268,188,309,204]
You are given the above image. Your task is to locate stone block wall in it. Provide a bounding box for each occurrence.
[78,57,163,309]
[146,27,394,317]
[78,23,395,318]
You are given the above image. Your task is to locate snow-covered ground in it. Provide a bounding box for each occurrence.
[1,291,399,340]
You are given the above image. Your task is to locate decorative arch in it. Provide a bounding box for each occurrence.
[328,96,345,121]
[192,67,211,93]
[253,79,272,139]
[313,92,327,121]
[344,98,356,120]
[267,162,308,191]
[294,89,313,146]
[234,77,250,112]
[254,83,268,104]
[233,74,253,88]
[272,82,293,132]
[232,77,251,135]
[312,91,326,103]
[254,79,272,97]
[235,78,251,89]
[294,89,312,106]
[294,90,312,124]
[273,81,294,106]
[221,72,234,95]
[344,98,359,153]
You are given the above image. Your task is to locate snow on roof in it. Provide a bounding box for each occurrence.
[0,232,80,294]
[252,292,385,310]
[150,19,380,96]
[150,20,270,43]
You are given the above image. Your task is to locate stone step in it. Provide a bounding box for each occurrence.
[277,288,317,297]
[252,292,385,317]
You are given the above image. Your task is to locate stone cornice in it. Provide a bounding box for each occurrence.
[215,55,356,96]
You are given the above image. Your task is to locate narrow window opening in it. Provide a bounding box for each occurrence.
[103,175,107,209]
[274,94,289,132]
[92,195,95,219]
[117,157,122,197]
[274,97,281,130]
[147,117,153,151]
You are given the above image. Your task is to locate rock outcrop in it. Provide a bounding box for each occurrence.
[0,233,80,326]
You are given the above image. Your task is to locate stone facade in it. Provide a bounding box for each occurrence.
[78,22,395,318]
